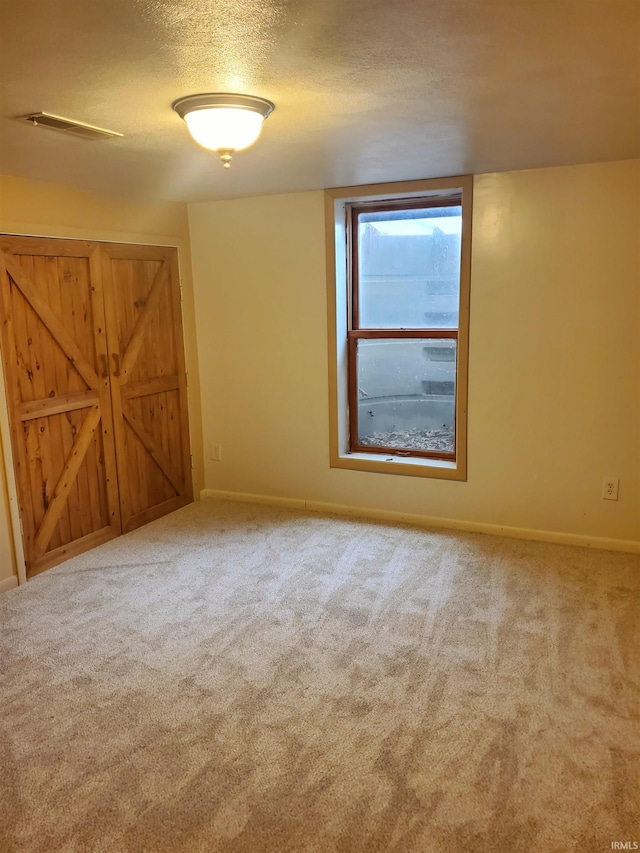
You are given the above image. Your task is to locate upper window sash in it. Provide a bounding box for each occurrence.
[349,197,463,333]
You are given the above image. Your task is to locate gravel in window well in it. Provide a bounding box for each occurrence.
[359,426,454,453]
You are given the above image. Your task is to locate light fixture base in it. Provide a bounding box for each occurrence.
[172,93,274,121]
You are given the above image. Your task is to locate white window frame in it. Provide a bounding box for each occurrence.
[325,175,473,481]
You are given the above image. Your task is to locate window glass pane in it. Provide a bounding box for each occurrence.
[358,206,461,329]
[356,338,456,453]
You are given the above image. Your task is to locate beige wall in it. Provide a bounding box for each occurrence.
[189,160,640,548]
[0,174,204,585]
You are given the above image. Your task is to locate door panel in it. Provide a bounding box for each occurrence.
[101,245,193,532]
[0,238,121,577]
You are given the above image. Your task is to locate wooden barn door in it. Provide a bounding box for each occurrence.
[0,237,121,577]
[101,244,193,533]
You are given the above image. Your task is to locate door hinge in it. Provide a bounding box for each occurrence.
[179,285,184,302]
[190,453,194,469]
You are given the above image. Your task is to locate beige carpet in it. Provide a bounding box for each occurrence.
[1,499,638,853]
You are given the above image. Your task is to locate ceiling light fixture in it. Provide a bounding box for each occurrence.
[172,93,275,169]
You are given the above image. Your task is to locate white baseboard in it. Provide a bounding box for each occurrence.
[201,489,306,510]
[0,575,19,594]
[201,489,640,554]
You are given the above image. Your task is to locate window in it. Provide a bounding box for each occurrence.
[326,177,472,480]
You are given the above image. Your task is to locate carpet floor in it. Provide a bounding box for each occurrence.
[1,499,638,853]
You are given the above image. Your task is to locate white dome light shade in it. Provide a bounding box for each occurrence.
[173,93,275,168]
[184,107,264,152]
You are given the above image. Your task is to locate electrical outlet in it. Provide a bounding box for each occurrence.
[602,478,619,501]
[211,443,222,462]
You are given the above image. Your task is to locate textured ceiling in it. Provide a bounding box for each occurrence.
[0,0,638,202]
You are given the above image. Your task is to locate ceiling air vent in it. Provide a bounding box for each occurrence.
[24,112,123,140]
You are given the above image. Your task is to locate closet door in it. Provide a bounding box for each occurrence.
[0,237,121,577]
[101,244,193,532]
